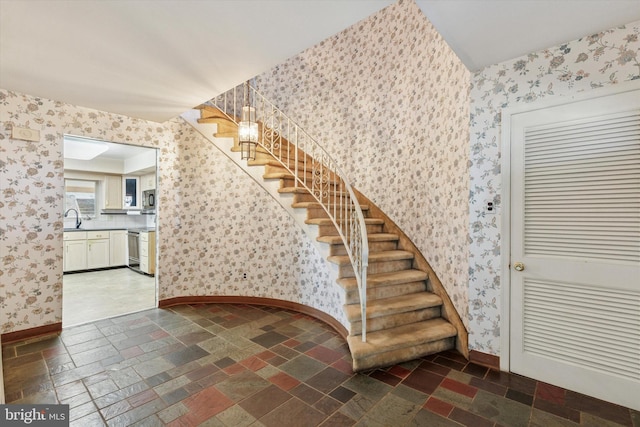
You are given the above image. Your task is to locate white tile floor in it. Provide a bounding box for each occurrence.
[62,267,156,327]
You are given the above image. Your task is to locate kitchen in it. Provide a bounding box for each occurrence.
[63,135,157,326]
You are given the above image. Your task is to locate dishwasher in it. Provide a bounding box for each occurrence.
[127,229,141,273]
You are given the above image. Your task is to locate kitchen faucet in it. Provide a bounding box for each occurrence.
[64,208,82,229]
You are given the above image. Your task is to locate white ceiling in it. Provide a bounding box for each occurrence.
[1,1,639,123]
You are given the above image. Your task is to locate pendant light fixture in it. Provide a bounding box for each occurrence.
[238,81,258,160]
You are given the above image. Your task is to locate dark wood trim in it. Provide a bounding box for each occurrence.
[159,296,348,339]
[1,322,62,345]
[469,350,500,370]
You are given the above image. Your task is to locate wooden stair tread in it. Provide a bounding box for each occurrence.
[258,159,311,172]
[317,233,396,245]
[293,202,368,211]
[344,292,442,321]
[197,116,233,125]
[279,187,352,197]
[347,318,456,356]
[196,105,235,120]
[307,217,383,226]
[278,187,312,194]
[232,146,272,154]
[328,250,413,266]
[337,269,428,291]
[264,172,342,186]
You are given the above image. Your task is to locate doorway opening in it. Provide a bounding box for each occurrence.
[62,135,158,327]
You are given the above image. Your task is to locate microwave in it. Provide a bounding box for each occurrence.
[143,190,155,210]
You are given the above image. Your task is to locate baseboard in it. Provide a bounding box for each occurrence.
[1,322,62,345]
[469,349,500,370]
[159,296,348,339]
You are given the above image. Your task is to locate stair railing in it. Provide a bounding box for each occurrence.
[209,83,369,342]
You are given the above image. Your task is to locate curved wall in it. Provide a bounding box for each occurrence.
[0,90,343,335]
[254,0,471,327]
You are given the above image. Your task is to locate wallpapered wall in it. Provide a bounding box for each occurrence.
[159,120,343,323]
[0,90,342,334]
[468,21,640,354]
[254,0,471,327]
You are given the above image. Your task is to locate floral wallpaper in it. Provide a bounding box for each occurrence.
[468,21,640,354]
[0,89,342,335]
[4,0,635,359]
[159,119,344,323]
[254,0,471,327]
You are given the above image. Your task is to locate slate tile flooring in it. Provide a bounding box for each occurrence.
[3,304,639,426]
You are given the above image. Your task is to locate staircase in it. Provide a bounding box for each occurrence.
[193,86,466,372]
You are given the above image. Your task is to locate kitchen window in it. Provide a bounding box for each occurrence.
[123,176,140,208]
[65,179,97,218]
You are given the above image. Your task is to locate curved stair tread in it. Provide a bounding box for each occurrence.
[338,269,428,291]
[196,105,235,121]
[328,250,414,266]
[317,233,396,245]
[266,173,342,186]
[344,292,442,321]
[307,217,383,226]
[347,318,456,357]
[294,202,370,211]
[254,158,309,168]
[278,187,312,194]
[279,186,351,197]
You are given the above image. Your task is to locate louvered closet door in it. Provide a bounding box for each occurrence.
[509,87,640,411]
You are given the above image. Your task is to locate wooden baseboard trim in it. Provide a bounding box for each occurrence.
[159,296,348,339]
[1,322,62,345]
[469,350,500,370]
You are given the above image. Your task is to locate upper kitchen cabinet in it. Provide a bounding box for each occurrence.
[141,173,156,192]
[63,135,158,212]
[104,175,123,209]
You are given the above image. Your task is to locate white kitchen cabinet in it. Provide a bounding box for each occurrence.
[109,230,127,267]
[87,231,110,269]
[141,173,156,192]
[104,175,122,209]
[139,231,156,275]
[63,232,87,272]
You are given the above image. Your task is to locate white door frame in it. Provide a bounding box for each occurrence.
[499,79,640,372]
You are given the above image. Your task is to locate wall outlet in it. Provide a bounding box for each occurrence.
[485,201,495,214]
[243,273,247,279]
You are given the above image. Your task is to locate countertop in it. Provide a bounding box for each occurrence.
[63,228,127,232]
[127,228,156,233]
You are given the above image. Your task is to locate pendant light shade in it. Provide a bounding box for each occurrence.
[238,82,258,160]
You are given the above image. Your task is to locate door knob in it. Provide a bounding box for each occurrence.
[514,262,525,271]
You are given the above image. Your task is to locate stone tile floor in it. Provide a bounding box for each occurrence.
[3,304,639,426]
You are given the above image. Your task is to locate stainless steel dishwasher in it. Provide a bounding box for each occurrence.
[127,229,141,273]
